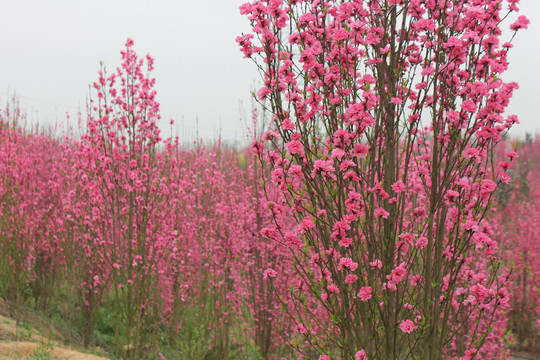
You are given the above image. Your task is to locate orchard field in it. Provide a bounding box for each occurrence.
[1,1,539,359]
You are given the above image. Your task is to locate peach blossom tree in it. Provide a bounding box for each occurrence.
[239,0,527,358]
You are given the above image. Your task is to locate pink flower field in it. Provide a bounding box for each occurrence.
[1,1,539,359]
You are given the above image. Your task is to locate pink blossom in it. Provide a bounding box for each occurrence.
[355,350,367,360]
[444,190,460,203]
[338,257,358,271]
[497,288,510,307]
[374,207,389,218]
[505,151,518,159]
[392,180,406,193]
[331,148,345,160]
[410,275,423,287]
[312,159,336,179]
[357,286,372,302]
[263,268,277,279]
[262,130,280,141]
[498,161,512,171]
[327,283,340,293]
[338,236,353,247]
[286,140,303,154]
[257,86,271,100]
[460,349,477,360]
[295,323,308,334]
[480,179,497,194]
[390,97,403,105]
[281,118,295,130]
[470,284,489,303]
[461,100,477,113]
[386,263,407,285]
[510,15,530,31]
[236,34,255,58]
[352,143,369,158]
[415,236,428,250]
[299,216,315,230]
[463,148,481,162]
[399,319,418,334]
[251,140,263,155]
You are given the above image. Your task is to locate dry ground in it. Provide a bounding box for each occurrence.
[0,299,109,360]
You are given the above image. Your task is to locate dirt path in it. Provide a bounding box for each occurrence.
[0,311,109,360]
[0,341,109,360]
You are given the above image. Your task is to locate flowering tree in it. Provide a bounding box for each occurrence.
[0,105,38,318]
[494,137,540,354]
[160,141,296,359]
[238,0,527,358]
[67,39,176,359]
[0,103,63,320]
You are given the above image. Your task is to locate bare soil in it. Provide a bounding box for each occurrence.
[0,299,109,360]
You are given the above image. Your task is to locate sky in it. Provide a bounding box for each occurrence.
[0,1,539,144]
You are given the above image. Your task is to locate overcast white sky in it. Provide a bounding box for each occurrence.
[1,1,539,144]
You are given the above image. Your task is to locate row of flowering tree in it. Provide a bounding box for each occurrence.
[0,102,64,324]
[60,40,302,359]
[238,0,528,358]
[492,136,540,355]
[0,41,299,360]
[0,1,534,358]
